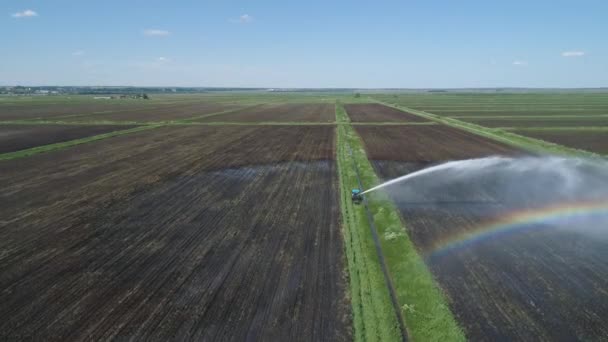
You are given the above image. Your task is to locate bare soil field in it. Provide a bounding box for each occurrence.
[0,124,136,153]
[356,126,608,340]
[354,125,519,162]
[512,129,608,154]
[66,103,242,122]
[196,103,335,122]
[344,104,429,122]
[0,102,153,121]
[460,117,608,128]
[0,125,351,340]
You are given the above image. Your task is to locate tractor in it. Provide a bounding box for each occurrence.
[351,189,363,204]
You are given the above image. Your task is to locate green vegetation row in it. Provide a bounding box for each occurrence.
[336,103,465,341]
[335,104,402,341]
[0,126,158,161]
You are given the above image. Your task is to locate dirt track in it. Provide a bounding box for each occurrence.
[0,125,351,341]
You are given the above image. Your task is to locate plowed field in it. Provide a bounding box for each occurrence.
[0,124,135,153]
[354,125,518,163]
[197,103,335,122]
[0,102,151,120]
[67,103,241,122]
[344,104,430,123]
[0,125,351,341]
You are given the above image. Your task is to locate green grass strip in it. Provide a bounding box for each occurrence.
[336,103,401,342]
[336,102,465,341]
[0,125,158,161]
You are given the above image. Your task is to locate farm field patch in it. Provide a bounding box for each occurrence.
[512,129,608,154]
[196,103,335,122]
[0,102,155,121]
[354,125,519,162]
[0,124,137,153]
[62,103,242,122]
[458,117,608,128]
[0,125,351,341]
[344,103,429,122]
[355,125,608,340]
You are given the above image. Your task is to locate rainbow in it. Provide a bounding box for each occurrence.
[429,200,608,257]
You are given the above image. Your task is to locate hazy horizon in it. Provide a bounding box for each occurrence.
[3,1,607,88]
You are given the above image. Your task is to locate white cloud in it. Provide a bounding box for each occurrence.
[561,51,585,57]
[12,9,38,18]
[143,29,170,37]
[230,14,253,24]
[512,60,528,66]
[72,50,85,56]
[157,57,169,62]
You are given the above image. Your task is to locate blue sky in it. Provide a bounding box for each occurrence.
[2,0,607,88]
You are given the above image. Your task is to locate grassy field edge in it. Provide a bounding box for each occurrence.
[336,104,402,341]
[337,102,465,341]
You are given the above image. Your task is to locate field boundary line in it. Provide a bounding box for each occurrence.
[336,103,403,341]
[374,99,605,158]
[348,144,409,342]
[0,125,159,161]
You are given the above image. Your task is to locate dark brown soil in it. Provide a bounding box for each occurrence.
[0,125,135,153]
[71,103,241,122]
[345,104,430,122]
[513,129,608,154]
[0,125,351,341]
[0,102,152,120]
[354,125,520,163]
[197,103,335,122]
